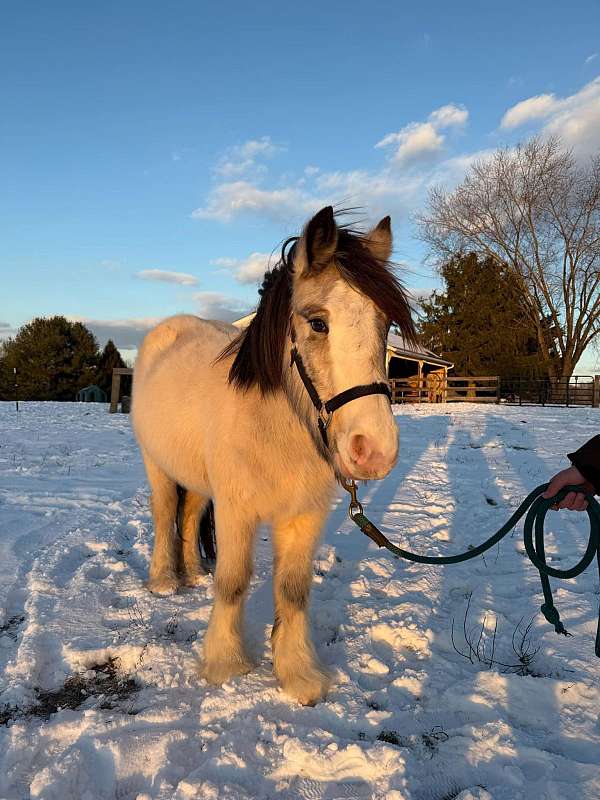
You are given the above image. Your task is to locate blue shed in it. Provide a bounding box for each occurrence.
[76,385,107,402]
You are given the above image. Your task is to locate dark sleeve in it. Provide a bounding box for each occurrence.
[568,435,600,494]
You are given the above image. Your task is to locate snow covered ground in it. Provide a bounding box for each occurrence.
[0,401,598,800]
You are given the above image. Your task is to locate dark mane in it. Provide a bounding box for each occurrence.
[217,224,416,394]
[217,238,297,393]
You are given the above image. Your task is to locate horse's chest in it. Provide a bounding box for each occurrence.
[220,426,334,519]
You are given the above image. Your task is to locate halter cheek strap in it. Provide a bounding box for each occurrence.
[290,347,392,448]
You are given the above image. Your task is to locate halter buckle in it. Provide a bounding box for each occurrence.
[318,407,333,430]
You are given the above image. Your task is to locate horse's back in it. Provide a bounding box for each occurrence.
[135,314,235,380]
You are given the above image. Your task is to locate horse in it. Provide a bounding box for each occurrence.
[131,206,415,705]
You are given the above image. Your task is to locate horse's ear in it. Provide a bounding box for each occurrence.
[297,206,338,274]
[364,216,393,262]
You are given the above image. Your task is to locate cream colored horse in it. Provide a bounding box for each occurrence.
[131,207,414,705]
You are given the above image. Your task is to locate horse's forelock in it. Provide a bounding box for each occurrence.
[334,228,416,346]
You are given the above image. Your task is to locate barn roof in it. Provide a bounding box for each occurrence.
[387,332,454,369]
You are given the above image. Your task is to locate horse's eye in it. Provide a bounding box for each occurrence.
[309,318,328,334]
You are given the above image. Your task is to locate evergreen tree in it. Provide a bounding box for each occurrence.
[95,339,127,393]
[419,253,544,378]
[0,317,99,400]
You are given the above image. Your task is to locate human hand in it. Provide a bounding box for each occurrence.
[542,465,594,511]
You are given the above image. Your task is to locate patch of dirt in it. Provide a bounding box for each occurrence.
[376,726,449,759]
[0,657,139,726]
[0,614,26,640]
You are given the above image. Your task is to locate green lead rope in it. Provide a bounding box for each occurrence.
[344,483,600,657]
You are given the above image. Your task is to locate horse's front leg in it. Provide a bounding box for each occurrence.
[272,509,330,705]
[200,501,256,685]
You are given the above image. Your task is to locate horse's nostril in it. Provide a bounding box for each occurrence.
[348,434,373,466]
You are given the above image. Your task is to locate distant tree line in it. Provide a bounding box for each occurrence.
[0,316,127,401]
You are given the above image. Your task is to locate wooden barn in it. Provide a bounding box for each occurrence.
[386,332,454,403]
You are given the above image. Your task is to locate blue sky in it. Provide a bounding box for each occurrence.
[1,1,599,370]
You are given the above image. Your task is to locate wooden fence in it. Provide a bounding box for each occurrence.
[446,376,500,403]
[390,375,500,404]
[390,374,600,407]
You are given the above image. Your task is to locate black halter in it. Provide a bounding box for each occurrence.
[290,347,392,448]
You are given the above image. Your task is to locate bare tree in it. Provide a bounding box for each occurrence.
[417,137,600,378]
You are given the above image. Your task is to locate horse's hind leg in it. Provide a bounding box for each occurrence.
[200,501,256,684]
[178,490,209,587]
[143,452,180,595]
[272,510,330,705]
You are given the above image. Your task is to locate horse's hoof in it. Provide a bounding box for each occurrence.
[280,668,331,706]
[200,657,252,685]
[181,570,208,588]
[147,575,179,596]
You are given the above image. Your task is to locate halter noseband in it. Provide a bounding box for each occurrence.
[290,347,392,448]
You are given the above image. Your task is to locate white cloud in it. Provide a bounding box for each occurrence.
[192,102,475,224]
[425,148,495,189]
[315,168,424,214]
[376,103,468,166]
[214,252,273,284]
[376,122,444,166]
[544,79,600,155]
[192,153,481,227]
[501,77,600,155]
[135,269,199,286]
[501,93,558,128]
[429,104,469,129]
[585,53,598,65]
[192,292,251,322]
[191,180,321,223]
[210,257,238,268]
[215,136,284,178]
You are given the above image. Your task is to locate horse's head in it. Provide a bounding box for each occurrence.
[221,206,415,482]
[289,207,414,480]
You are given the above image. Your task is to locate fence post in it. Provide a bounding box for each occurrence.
[593,375,600,408]
[495,376,500,404]
[109,370,121,413]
